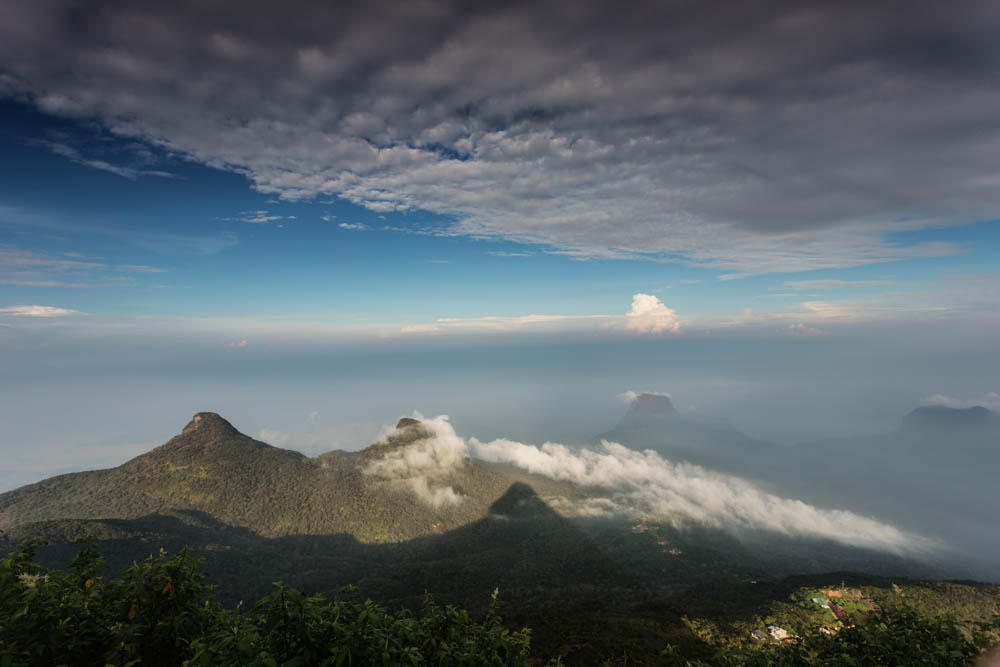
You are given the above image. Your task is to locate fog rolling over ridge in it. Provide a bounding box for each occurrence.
[595,392,1000,579]
[362,410,930,554]
[358,391,998,579]
[1,391,995,584]
[468,437,930,555]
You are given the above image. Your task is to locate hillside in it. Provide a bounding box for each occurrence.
[0,412,582,543]
[1,407,979,594]
[598,395,1000,581]
[3,407,1000,663]
[765,404,1000,579]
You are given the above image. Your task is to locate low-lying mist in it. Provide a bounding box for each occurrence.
[364,414,937,557]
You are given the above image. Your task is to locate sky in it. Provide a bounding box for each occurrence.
[1,0,999,491]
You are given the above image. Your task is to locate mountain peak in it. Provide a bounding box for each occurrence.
[362,417,434,457]
[627,393,676,416]
[145,411,291,466]
[182,412,238,435]
[488,482,558,520]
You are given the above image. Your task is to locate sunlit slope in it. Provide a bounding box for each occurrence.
[0,412,578,541]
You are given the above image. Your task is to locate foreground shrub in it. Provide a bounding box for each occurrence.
[0,542,532,666]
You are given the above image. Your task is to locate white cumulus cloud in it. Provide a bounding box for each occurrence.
[624,294,680,335]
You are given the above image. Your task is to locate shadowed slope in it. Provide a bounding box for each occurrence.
[0,484,633,611]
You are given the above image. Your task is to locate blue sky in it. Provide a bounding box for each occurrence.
[2,95,995,326]
[1,1,1000,490]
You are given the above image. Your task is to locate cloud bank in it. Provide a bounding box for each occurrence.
[469,437,931,554]
[2,1,997,272]
[364,415,932,553]
[396,293,676,336]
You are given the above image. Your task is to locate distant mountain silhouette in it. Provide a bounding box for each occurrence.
[621,392,677,421]
[597,393,773,477]
[761,402,1000,579]
[594,394,999,581]
[902,404,998,431]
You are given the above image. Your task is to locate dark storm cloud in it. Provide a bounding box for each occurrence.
[1,0,998,271]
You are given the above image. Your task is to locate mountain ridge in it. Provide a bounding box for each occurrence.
[901,404,998,431]
[0,412,583,544]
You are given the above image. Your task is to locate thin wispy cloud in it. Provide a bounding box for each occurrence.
[31,140,175,180]
[784,279,897,290]
[115,264,167,273]
[0,205,240,257]
[922,392,1000,412]
[0,305,80,317]
[784,323,826,336]
[0,245,167,287]
[222,210,294,224]
[399,324,443,334]
[0,245,111,288]
[397,293,680,336]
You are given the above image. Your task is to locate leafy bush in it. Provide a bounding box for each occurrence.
[0,542,534,666]
[186,586,532,666]
[4,540,997,666]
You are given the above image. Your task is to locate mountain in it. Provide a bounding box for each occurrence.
[763,404,1000,579]
[0,412,581,543]
[620,392,678,424]
[591,395,999,580]
[786,404,999,490]
[901,404,999,432]
[0,412,631,608]
[595,393,775,479]
[0,406,985,612]
[3,405,998,664]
